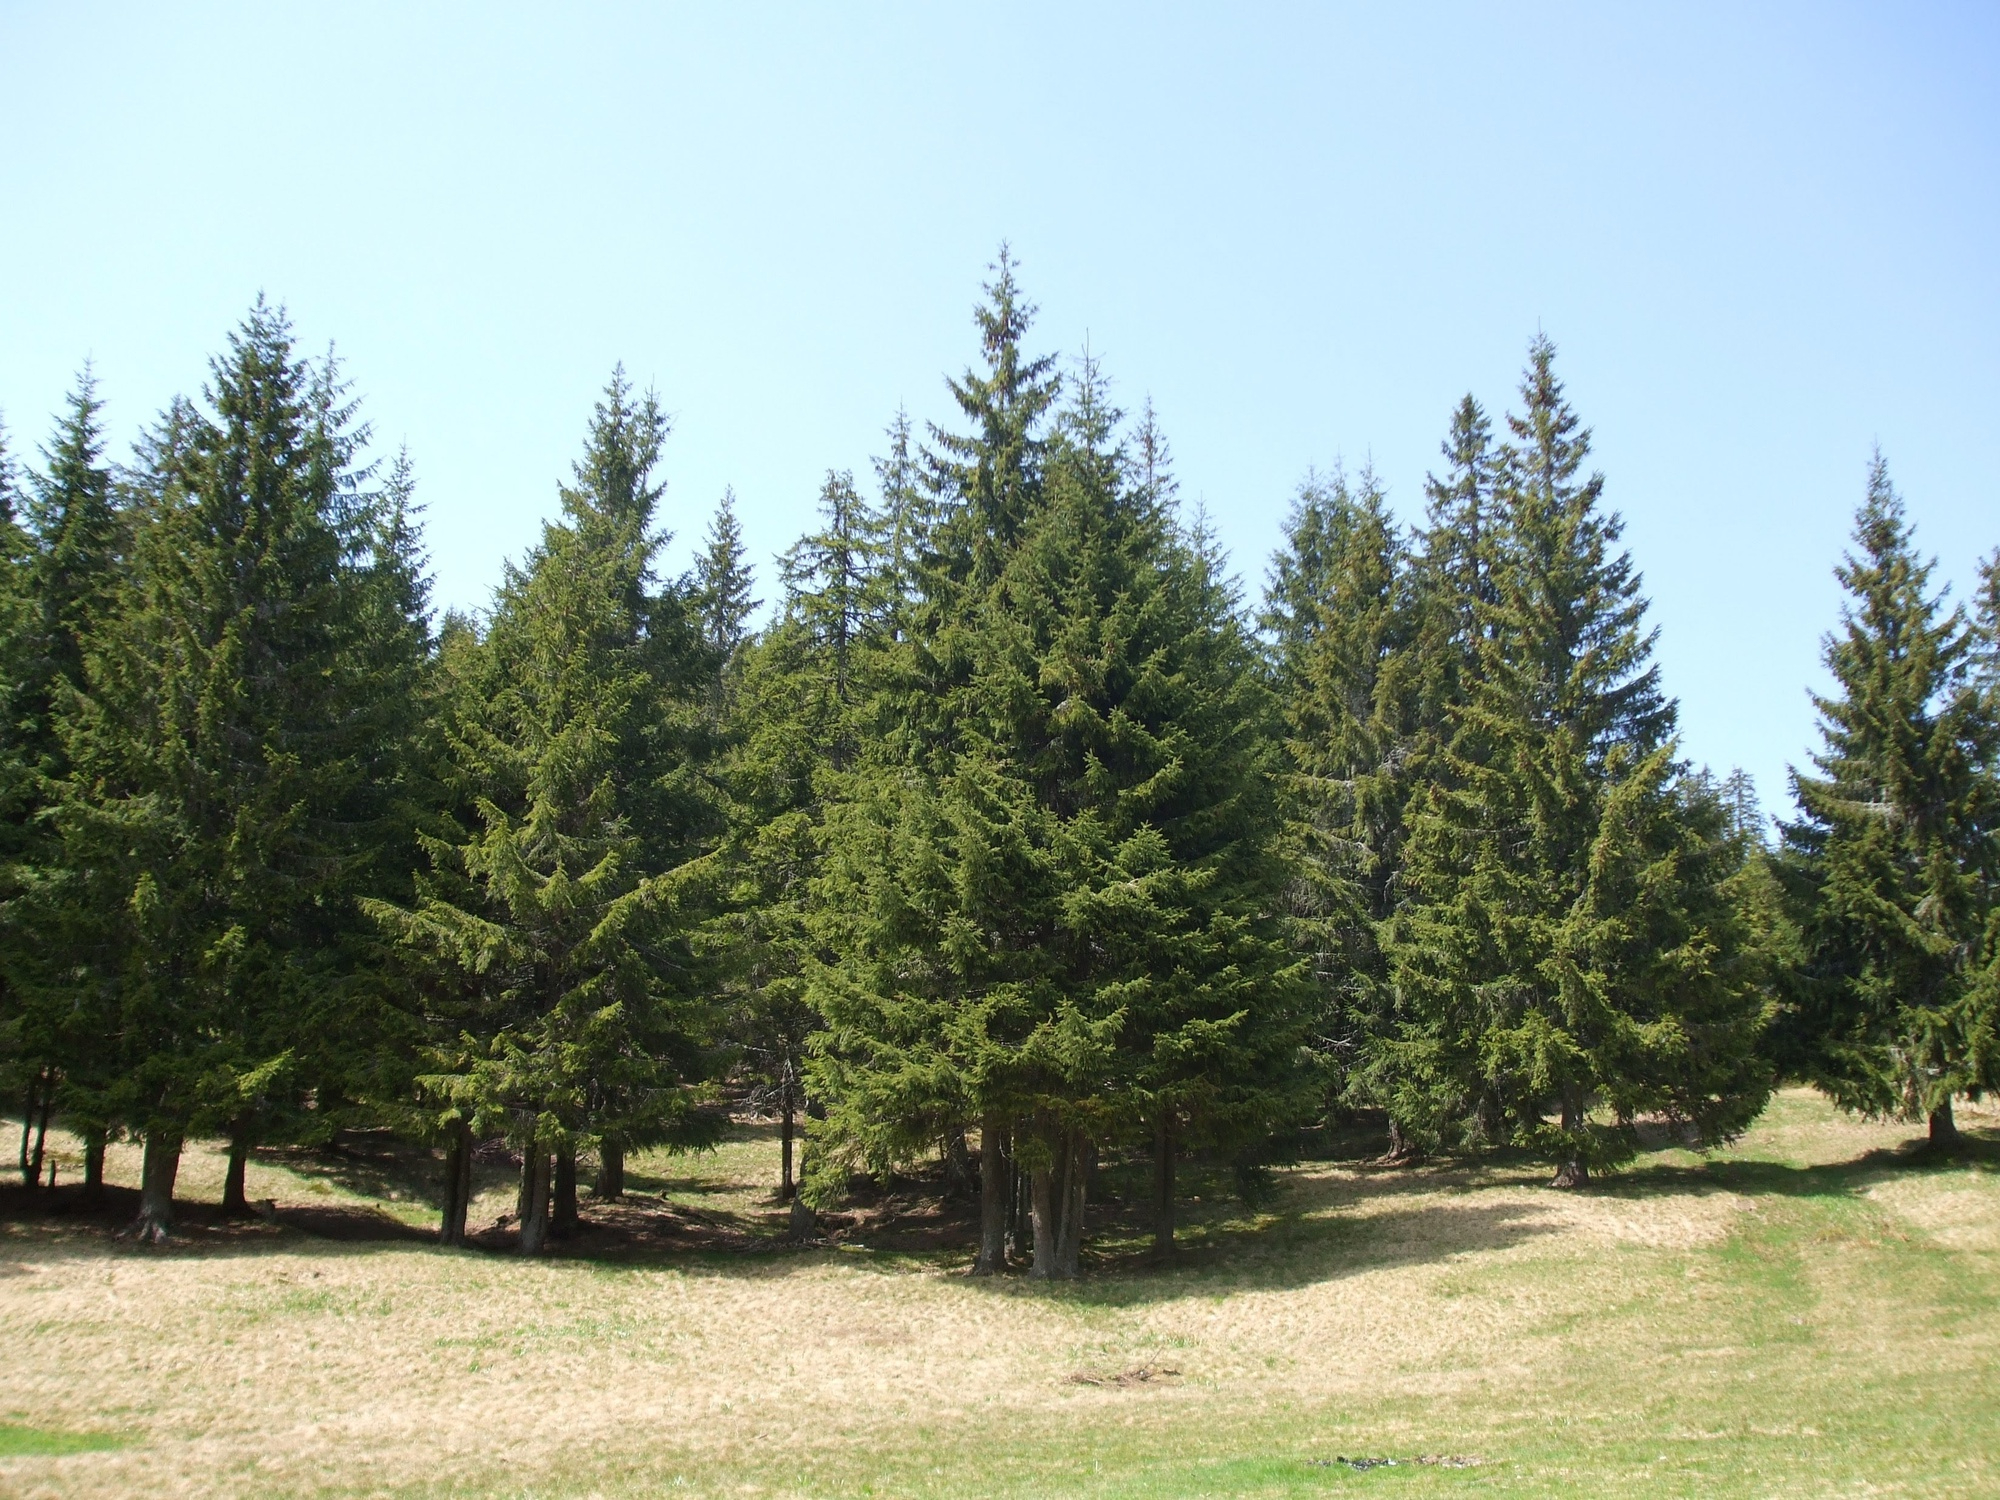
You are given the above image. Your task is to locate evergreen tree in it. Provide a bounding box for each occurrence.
[695,488,759,660]
[3,372,125,1191]
[1778,458,1997,1144]
[1261,465,1422,1153]
[367,371,724,1252]
[56,303,407,1237]
[1388,338,1770,1183]
[811,334,1307,1276]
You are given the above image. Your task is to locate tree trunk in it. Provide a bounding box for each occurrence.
[516,1148,534,1224]
[1055,1132,1086,1279]
[1381,1118,1423,1166]
[518,1148,552,1255]
[780,1082,796,1201]
[1008,1148,1031,1261]
[82,1128,105,1198]
[1151,1117,1175,1261]
[127,1129,181,1243]
[18,1068,46,1188]
[595,1139,624,1201]
[439,1123,473,1247]
[1929,1098,1961,1148]
[552,1143,578,1237]
[1030,1156,1058,1279]
[221,1119,252,1216]
[943,1126,973,1198]
[973,1112,1008,1275]
[1551,1091,1589,1189]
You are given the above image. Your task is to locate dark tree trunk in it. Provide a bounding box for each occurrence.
[1030,1157,1058,1279]
[780,1083,796,1201]
[1151,1117,1175,1261]
[1381,1118,1423,1166]
[1031,1123,1084,1281]
[439,1123,473,1247]
[595,1139,624,1201]
[516,1148,534,1224]
[1055,1133,1086,1279]
[128,1129,181,1243]
[518,1148,552,1255]
[552,1143,578,1237]
[82,1128,105,1198]
[1551,1091,1589,1189]
[943,1126,974,1199]
[18,1068,47,1188]
[1008,1148,1031,1261]
[221,1120,252,1216]
[1476,1090,1505,1148]
[974,1113,1009,1275]
[1929,1099,1961,1148]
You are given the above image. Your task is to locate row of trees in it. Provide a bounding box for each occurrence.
[2,260,1996,1272]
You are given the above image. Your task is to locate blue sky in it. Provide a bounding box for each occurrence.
[3,3,1995,821]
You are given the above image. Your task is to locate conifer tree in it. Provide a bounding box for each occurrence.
[368,371,724,1251]
[55,304,404,1237]
[1388,338,1770,1183]
[696,488,759,660]
[1778,459,1997,1144]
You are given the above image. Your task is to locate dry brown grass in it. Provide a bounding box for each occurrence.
[3,1090,1999,1498]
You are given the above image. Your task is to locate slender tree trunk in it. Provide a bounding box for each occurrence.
[552,1143,578,1237]
[974,1112,1009,1275]
[1030,1157,1058,1279]
[595,1139,624,1201]
[1152,1117,1176,1261]
[82,1128,105,1198]
[221,1119,252,1216]
[128,1129,181,1244]
[516,1149,533,1224]
[1551,1091,1589,1189]
[780,1073,796,1201]
[28,1084,51,1190]
[943,1126,973,1198]
[1055,1132,1086,1279]
[18,1068,45,1187]
[1008,1150,1031,1261]
[439,1123,472,1247]
[1929,1098,1961,1148]
[518,1148,552,1255]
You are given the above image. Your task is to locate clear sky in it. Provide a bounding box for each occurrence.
[3,3,1995,822]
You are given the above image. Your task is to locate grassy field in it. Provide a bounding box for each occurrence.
[3,1088,1998,1499]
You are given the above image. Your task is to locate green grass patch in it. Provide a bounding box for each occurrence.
[0,1422,128,1456]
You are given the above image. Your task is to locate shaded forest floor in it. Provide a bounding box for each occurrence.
[3,1090,1999,1497]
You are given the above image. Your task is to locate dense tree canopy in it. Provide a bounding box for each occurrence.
[1,258,1989,1268]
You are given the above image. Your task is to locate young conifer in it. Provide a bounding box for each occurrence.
[1779,459,1997,1144]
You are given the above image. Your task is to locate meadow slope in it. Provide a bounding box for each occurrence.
[3,1090,1998,1499]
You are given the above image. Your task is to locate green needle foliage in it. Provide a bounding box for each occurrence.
[1777,457,1999,1144]
[366,371,725,1251]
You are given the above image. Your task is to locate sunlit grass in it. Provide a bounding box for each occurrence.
[2,1089,1997,1497]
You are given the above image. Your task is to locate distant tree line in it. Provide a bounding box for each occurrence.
[2,258,1996,1273]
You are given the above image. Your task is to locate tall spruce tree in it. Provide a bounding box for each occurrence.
[1262,465,1422,1153]
[811,327,1306,1276]
[53,304,405,1238]
[1387,338,1770,1183]
[367,371,724,1252]
[1778,458,1997,1144]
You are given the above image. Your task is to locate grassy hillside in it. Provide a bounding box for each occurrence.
[2,1089,1997,1498]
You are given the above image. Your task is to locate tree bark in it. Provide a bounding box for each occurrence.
[18,1068,47,1188]
[518,1148,552,1255]
[1030,1156,1058,1279]
[595,1139,624,1201]
[439,1122,472,1247]
[221,1119,252,1216]
[973,1112,1009,1275]
[943,1126,973,1198]
[780,1076,796,1201]
[81,1128,105,1198]
[552,1143,578,1237]
[128,1129,181,1243]
[1929,1098,1961,1148]
[1151,1117,1175,1262]
[1055,1132,1086,1279]
[1551,1091,1589,1189]
[1008,1149,1031,1261]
